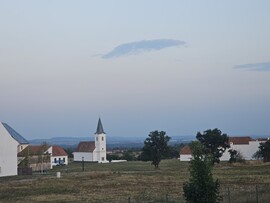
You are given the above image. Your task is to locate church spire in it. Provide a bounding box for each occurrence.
[95,118,105,134]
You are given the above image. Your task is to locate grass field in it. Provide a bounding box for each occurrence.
[0,159,270,202]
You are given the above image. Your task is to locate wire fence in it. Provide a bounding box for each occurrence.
[106,184,270,203]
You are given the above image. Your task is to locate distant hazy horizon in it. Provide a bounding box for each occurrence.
[1,1,270,139]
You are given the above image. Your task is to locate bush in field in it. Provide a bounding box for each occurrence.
[228,149,245,163]
[183,141,222,203]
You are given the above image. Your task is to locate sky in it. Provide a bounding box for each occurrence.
[1,1,270,140]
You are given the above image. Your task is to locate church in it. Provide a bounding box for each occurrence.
[73,118,108,163]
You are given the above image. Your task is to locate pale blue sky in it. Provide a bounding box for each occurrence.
[1,1,270,139]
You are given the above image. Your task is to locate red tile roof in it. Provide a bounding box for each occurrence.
[75,141,95,152]
[180,145,191,155]
[229,136,253,145]
[18,145,50,156]
[52,146,67,156]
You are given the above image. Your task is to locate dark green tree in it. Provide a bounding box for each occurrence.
[254,139,270,162]
[183,141,222,203]
[196,128,230,164]
[141,131,171,168]
[228,149,245,163]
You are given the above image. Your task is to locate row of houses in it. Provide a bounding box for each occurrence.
[179,136,268,161]
[0,122,68,177]
[1,118,108,177]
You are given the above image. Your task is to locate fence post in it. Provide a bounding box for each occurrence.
[227,187,231,203]
[256,185,259,203]
[166,193,168,203]
[128,197,131,203]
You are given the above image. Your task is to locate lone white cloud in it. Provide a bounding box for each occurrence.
[234,62,270,71]
[102,39,186,59]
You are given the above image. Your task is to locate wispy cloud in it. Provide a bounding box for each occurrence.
[102,39,186,59]
[234,62,270,71]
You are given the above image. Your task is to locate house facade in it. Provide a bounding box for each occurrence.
[179,145,192,161]
[48,146,68,167]
[179,136,267,161]
[220,137,267,161]
[73,118,108,163]
[0,122,29,177]
[18,145,68,171]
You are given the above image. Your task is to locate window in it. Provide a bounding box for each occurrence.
[102,157,104,161]
[63,158,65,162]
[96,137,98,141]
[54,158,57,163]
[102,137,104,141]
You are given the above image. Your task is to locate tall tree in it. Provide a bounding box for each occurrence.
[141,131,171,168]
[254,139,270,162]
[183,141,222,203]
[196,128,230,164]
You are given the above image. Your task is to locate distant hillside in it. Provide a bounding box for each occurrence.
[29,135,196,149]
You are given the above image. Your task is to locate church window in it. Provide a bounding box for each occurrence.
[102,137,104,141]
[96,137,98,141]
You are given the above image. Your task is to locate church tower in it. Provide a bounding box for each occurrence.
[94,118,107,163]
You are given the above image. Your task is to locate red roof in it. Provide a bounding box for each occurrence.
[229,136,253,145]
[180,145,191,155]
[75,141,95,152]
[18,145,50,156]
[52,146,68,156]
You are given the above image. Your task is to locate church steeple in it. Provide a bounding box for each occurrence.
[95,118,105,134]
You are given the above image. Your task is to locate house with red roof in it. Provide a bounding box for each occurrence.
[18,145,68,171]
[47,146,68,167]
[179,136,268,161]
[179,145,192,161]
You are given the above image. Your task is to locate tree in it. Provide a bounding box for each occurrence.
[141,131,171,168]
[254,139,270,162]
[183,141,222,203]
[196,128,230,164]
[228,149,245,163]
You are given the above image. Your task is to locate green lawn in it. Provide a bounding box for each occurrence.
[0,160,270,202]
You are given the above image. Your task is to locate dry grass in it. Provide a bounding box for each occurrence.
[0,160,270,202]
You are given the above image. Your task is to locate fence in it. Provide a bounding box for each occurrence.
[105,184,270,203]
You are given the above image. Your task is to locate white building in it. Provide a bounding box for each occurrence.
[179,145,192,161]
[0,122,29,177]
[73,118,108,163]
[221,137,267,161]
[48,146,68,167]
[179,136,267,162]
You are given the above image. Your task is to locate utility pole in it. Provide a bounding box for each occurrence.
[82,156,84,171]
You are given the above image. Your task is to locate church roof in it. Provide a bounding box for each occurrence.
[75,141,95,152]
[95,118,105,134]
[1,122,29,144]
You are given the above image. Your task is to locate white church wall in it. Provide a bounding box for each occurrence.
[74,152,93,162]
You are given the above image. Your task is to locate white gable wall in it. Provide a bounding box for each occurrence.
[0,123,18,177]
[179,154,192,161]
